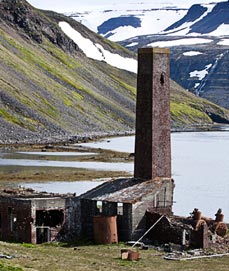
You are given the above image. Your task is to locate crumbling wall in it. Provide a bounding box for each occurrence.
[131,180,174,240]
[117,203,132,241]
[0,197,32,243]
[80,199,100,239]
[146,212,189,245]
[31,197,66,243]
[63,197,81,241]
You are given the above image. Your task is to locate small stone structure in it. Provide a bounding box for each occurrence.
[0,188,78,244]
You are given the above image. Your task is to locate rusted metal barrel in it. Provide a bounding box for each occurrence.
[93,215,118,244]
[193,211,202,221]
[215,213,224,222]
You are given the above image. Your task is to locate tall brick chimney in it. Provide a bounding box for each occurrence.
[134,48,171,180]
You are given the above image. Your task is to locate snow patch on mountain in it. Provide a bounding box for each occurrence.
[218,38,229,46]
[147,38,213,47]
[163,1,229,36]
[59,21,137,73]
[209,24,229,36]
[183,51,203,56]
[189,64,212,80]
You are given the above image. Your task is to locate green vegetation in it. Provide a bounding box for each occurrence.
[0,241,229,271]
[0,109,21,126]
[0,263,23,271]
[170,101,211,124]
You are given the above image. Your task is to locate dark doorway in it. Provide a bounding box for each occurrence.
[36,227,50,244]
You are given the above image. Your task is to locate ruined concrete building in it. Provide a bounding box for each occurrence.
[0,188,76,243]
[0,48,175,244]
[80,177,174,242]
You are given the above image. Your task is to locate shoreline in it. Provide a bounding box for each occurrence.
[0,123,229,148]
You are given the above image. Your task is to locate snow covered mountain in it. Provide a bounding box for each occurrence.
[162,1,229,36]
[118,1,229,109]
[68,0,229,109]
[68,0,228,41]
[69,4,187,42]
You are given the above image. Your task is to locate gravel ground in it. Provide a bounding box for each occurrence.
[0,119,134,145]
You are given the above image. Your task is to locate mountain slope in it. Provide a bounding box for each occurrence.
[0,0,138,144]
[0,0,229,144]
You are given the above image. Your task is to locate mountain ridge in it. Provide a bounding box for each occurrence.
[1,0,229,144]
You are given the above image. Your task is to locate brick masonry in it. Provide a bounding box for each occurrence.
[134,48,171,180]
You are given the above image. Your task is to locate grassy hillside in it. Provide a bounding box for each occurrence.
[170,81,229,129]
[0,0,229,144]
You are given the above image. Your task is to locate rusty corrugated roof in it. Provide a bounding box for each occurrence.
[81,177,172,203]
[0,188,73,199]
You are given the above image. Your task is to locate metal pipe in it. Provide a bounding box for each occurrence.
[132,215,164,248]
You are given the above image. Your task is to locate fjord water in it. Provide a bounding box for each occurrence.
[76,131,229,221]
[0,131,229,221]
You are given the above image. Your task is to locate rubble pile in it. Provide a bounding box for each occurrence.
[146,208,229,250]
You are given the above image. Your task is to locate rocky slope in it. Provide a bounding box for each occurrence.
[0,0,229,144]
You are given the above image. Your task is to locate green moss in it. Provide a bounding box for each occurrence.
[0,263,23,271]
[72,91,83,101]
[20,242,36,248]
[43,41,82,69]
[170,102,212,124]
[0,108,21,125]
[21,117,39,131]
[110,75,136,95]
[100,36,136,57]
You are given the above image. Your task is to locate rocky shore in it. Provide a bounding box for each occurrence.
[1,122,229,147]
[0,122,135,146]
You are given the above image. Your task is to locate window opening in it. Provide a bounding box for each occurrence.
[36,210,64,227]
[117,203,123,215]
[96,201,103,213]
[160,73,165,85]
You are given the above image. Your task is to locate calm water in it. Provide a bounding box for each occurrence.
[1,131,229,221]
[81,132,229,220]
